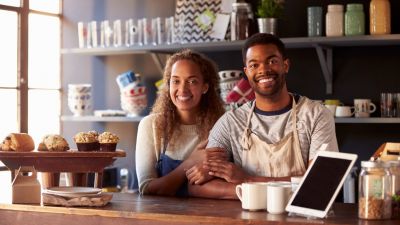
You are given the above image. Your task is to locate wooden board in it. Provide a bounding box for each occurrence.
[0,149,126,173]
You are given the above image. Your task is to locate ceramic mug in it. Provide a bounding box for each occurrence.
[236,182,268,211]
[266,181,292,214]
[335,106,355,117]
[354,99,376,118]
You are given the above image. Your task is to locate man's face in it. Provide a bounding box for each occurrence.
[244,44,289,98]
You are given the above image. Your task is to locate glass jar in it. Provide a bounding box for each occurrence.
[326,4,344,37]
[370,0,391,35]
[388,160,400,219]
[345,4,365,36]
[231,3,254,41]
[359,160,392,220]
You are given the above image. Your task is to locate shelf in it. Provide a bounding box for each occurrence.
[61,35,400,55]
[334,117,400,124]
[61,34,400,95]
[61,115,144,122]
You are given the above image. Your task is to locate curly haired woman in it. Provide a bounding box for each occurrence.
[135,49,226,196]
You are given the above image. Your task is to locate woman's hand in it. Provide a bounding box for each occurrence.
[185,144,228,185]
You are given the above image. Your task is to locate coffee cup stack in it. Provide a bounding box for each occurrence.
[218,70,242,104]
[67,84,92,116]
[116,71,147,116]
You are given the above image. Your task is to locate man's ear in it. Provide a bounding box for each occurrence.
[243,67,249,80]
[284,58,290,73]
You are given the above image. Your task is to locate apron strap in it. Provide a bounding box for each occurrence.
[240,102,256,151]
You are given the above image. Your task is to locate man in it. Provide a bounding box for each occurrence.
[186,33,338,199]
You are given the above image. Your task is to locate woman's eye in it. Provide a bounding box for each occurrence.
[188,79,198,85]
[170,80,179,85]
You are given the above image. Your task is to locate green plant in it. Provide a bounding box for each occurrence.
[256,0,284,18]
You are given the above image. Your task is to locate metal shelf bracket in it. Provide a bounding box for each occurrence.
[150,53,170,75]
[314,45,333,94]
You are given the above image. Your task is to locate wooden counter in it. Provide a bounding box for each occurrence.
[0,193,399,225]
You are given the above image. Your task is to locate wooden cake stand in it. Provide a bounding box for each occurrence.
[0,149,126,188]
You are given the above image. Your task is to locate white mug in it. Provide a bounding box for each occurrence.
[267,181,292,214]
[354,99,376,118]
[236,182,268,211]
[335,106,355,117]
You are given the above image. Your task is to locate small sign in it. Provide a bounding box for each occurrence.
[210,13,230,40]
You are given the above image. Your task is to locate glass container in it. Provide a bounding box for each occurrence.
[359,160,392,219]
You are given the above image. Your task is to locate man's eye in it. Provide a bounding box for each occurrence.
[249,64,258,69]
[170,80,179,84]
[269,58,279,65]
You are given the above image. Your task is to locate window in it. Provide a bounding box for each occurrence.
[0,0,62,193]
[0,0,61,144]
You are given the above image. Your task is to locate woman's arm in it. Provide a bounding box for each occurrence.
[188,179,238,199]
[136,119,208,196]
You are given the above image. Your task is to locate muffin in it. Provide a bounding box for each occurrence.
[73,131,100,151]
[0,133,35,152]
[38,134,70,152]
[98,132,119,152]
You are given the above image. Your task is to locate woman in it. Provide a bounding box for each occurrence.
[135,49,226,196]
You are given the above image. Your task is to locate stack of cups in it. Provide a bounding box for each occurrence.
[116,71,147,116]
[218,70,243,104]
[67,84,92,116]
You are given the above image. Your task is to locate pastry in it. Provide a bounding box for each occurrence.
[98,132,120,152]
[37,134,70,152]
[73,131,100,151]
[0,133,35,152]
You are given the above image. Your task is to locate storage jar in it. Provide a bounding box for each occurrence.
[345,4,365,36]
[370,0,391,35]
[388,160,400,219]
[326,4,344,37]
[359,160,392,219]
[231,3,254,41]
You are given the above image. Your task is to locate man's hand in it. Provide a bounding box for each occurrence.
[186,147,228,184]
[204,160,250,184]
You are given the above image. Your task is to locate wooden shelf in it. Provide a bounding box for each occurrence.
[61,35,400,55]
[61,115,144,122]
[334,117,400,124]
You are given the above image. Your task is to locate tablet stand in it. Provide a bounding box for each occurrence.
[288,208,335,219]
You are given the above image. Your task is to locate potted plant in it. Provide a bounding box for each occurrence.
[256,0,285,35]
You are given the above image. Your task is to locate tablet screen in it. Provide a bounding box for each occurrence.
[290,156,352,210]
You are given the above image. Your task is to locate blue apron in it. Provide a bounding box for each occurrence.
[155,139,188,197]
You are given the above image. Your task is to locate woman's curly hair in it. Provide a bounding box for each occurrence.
[151,49,225,150]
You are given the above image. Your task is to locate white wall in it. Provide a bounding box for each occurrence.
[62,0,176,188]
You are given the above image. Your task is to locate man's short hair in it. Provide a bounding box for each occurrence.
[242,33,287,64]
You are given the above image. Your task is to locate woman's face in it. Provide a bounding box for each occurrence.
[169,59,209,115]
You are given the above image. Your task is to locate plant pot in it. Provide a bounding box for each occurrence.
[257,18,278,35]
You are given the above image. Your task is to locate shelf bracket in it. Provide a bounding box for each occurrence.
[314,45,333,94]
[150,53,168,75]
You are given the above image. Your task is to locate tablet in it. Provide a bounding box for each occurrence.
[285,150,357,218]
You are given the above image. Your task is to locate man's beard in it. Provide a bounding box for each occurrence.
[252,72,286,98]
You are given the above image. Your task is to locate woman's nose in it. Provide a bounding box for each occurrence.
[178,81,189,91]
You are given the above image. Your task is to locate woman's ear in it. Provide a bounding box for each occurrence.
[202,84,209,94]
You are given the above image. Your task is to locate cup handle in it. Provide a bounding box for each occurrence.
[350,106,356,116]
[369,102,377,113]
[235,185,243,202]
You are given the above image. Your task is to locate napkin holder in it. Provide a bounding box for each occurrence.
[12,166,41,204]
